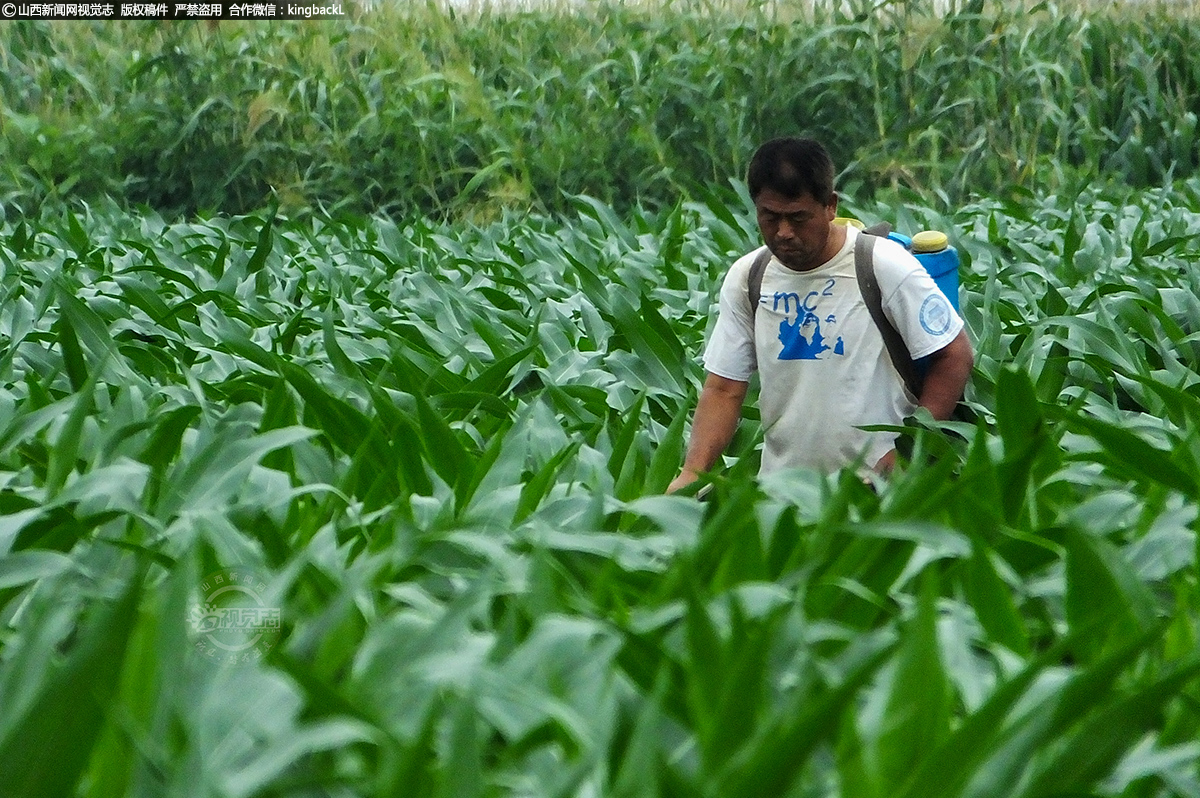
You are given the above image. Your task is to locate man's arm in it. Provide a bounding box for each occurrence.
[874,330,973,475]
[917,329,973,419]
[667,373,750,493]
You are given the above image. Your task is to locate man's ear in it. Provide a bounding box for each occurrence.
[827,191,839,217]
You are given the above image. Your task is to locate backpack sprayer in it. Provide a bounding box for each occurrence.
[833,218,961,311]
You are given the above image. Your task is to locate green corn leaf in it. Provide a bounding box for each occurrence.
[140,405,202,472]
[561,248,612,314]
[1020,660,1200,798]
[245,205,277,274]
[64,211,90,257]
[222,719,372,797]
[281,362,370,454]
[682,579,724,748]
[995,366,1044,457]
[385,703,440,798]
[414,389,470,494]
[366,386,430,498]
[1142,234,1192,258]
[1065,527,1162,662]
[961,625,1168,798]
[700,600,779,774]
[43,375,95,499]
[323,303,362,379]
[1060,411,1196,498]
[714,637,896,798]
[608,393,647,481]
[116,275,181,335]
[873,570,952,794]
[0,550,74,590]
[645,401,688,495]
[159,426,317,518]
[963,546,1030,656]
[514,441,581,524]
[611,671,667,798]
[837,706,876,798]
[1062,209,1083,267]
[464,345,535,396]
[610,292,686,395]
[896,630,1077,798]
[54,309,88,393]
[0,566,142,798]
[55,280,138,385]
[434,696,484,798]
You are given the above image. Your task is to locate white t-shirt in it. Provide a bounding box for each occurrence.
[703,226,964,473]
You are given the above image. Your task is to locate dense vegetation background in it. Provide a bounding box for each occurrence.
[3,0,1200,218]
[0,2,1199,797]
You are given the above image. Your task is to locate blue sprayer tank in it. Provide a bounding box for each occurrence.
[909,230,960,311]
[885,228,961,383]
[835,218,961,309]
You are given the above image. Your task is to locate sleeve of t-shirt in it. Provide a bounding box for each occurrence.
[701,249,761,382]
[873,240,965,360]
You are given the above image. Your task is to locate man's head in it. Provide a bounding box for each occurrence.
[747,137,842,272]
[747,137,836,204]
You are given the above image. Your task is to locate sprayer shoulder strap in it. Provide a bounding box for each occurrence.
[854,232,923,398]
[746,246,772,319]
[745,223,922,397]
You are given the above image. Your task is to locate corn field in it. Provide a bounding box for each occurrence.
[0,2,1199,797]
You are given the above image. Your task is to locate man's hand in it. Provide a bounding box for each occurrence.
[667,468,700,494]
[872,448,897,475]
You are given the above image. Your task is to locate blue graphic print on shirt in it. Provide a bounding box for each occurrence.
[772,279,846,361]
[779,313,829,359]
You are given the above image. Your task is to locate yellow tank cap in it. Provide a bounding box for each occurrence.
[833,217,865,229]
[911,230,949,253]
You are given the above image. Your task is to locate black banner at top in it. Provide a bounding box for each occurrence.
[0,1,347,18]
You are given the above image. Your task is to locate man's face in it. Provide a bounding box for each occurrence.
[754,187,839,272]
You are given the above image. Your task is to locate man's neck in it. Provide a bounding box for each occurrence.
[821,222,849,266]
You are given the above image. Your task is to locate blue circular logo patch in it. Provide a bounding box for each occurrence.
[919,294,952,336]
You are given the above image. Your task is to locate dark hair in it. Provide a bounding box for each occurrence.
[746,137,836,204]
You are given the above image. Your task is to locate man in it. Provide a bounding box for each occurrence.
[667,137,973,492]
